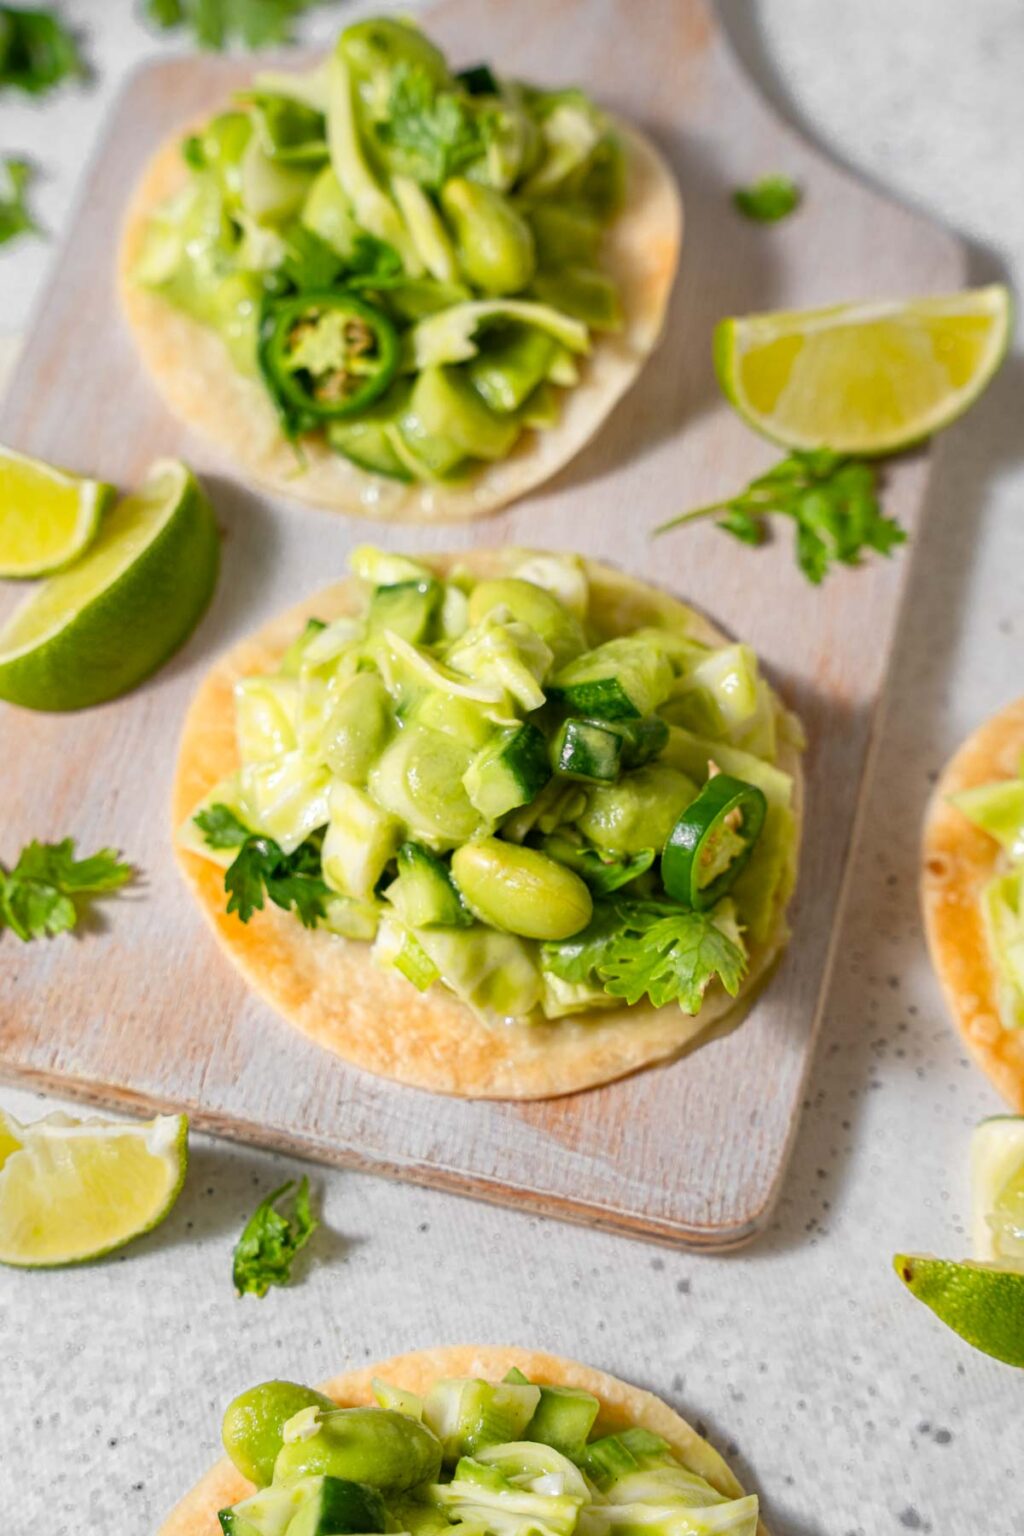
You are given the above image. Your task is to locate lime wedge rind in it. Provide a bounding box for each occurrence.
[0,457,219,711]
[0,1108,188,1268]
[0,444,116,579]
[716,284,1012,456]
[894,1252,1024,1368]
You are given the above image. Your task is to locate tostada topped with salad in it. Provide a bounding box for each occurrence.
[174,549,803,1099]
[160,1347,767,1536]
[122,16,681,520]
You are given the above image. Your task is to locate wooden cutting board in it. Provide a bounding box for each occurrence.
[0,0,964,1248]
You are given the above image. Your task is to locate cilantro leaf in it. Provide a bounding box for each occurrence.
[142,0,317,51]
[0,6,84,94]
[221,827,330,929]
[542,900,747,1015]
[655,450,906,585]
[0,839,133,942]
[194,803,251,849]
[232,1176,318,1298]
[377,63,487,190]
[0,157,38,246]
[733,175,801,223]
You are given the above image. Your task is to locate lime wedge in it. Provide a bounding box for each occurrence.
[0,458,219,711]
[0,1107,188,1267]
[715,284,1011,454]
[894,1253,1024,1367]
[972,1116,1024,1268]
[0,445,114,578]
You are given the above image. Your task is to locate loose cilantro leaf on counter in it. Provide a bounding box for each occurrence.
[378,63,487,189]
[0,6,83,94]
[0,838,133,941]
[655,450,906,585]
[542,900,747,1015]
[198,806,330,927]
[233,1176,318,1298]
[142,0,319,51]
[733,175,801,223]
[0,157,38,246]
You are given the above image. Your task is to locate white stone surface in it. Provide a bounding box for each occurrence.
[2,3,1022,1534]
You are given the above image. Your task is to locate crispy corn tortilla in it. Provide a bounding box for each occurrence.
[173,553,803,1099]
[158,1345,769,1536]
[120,106,681,522]
[922,698,1024,1110]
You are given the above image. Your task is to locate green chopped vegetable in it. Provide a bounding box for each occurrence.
[543,899,747,1013]
[0,5,83,94]
[143,0,319,50]
[197,804,331,927]
[0,838,133,942]
[733,175,801,223]
[378,62,487,191]
[232,1176,318,1298]
[655,449,906,585]
[133,15,623,484]
[183,546,799,1026]
[0,157,38,246]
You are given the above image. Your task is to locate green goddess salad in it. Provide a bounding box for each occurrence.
[128,15,672,504]
[180,548,802,1030]
[211,1367,760,1536]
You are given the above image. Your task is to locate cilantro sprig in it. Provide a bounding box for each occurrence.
[232,1176,318,1298]
[143,0,319,50]
[0,157,38,246]
[377,63,488,190]
[194,804,330,928]
[655,450,906,585]
[543,900,747,1015]
[733,175,801,223]
[0,839,133,942]
[0,6,84,94]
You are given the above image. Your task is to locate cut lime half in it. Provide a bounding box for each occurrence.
[894,1252,1024,1368]
[972,1115,1024,1268]
[0,1107,188,1267]
[716,285,1011,454]
[0,444,113,578]
[0,457,219,711]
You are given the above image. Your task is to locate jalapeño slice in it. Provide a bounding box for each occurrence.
[661,772,767,911]
[258,291,399,429]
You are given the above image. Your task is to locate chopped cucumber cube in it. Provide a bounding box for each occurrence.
[286,1477,388,1536]
[390,842,471,928]
[524,1387,600,1461]
[372,1378,425,1419]
[424,1379,542,1463]
[552,718,623,783]
[549,639,674,721]
[321,781,401,899]
[464,723,552,819]
[368,579,443,644]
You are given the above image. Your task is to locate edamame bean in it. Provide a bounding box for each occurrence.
[452,838,592,940]
[441,179,536,295]
[467,578,586,668]
[273,1407,443,1491]
[222,1380,336,1487]
[576,765,699,855]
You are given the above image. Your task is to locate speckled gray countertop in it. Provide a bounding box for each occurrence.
[1,3,1022,1533]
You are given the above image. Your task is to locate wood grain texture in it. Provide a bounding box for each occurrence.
[0,0,964,1248]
